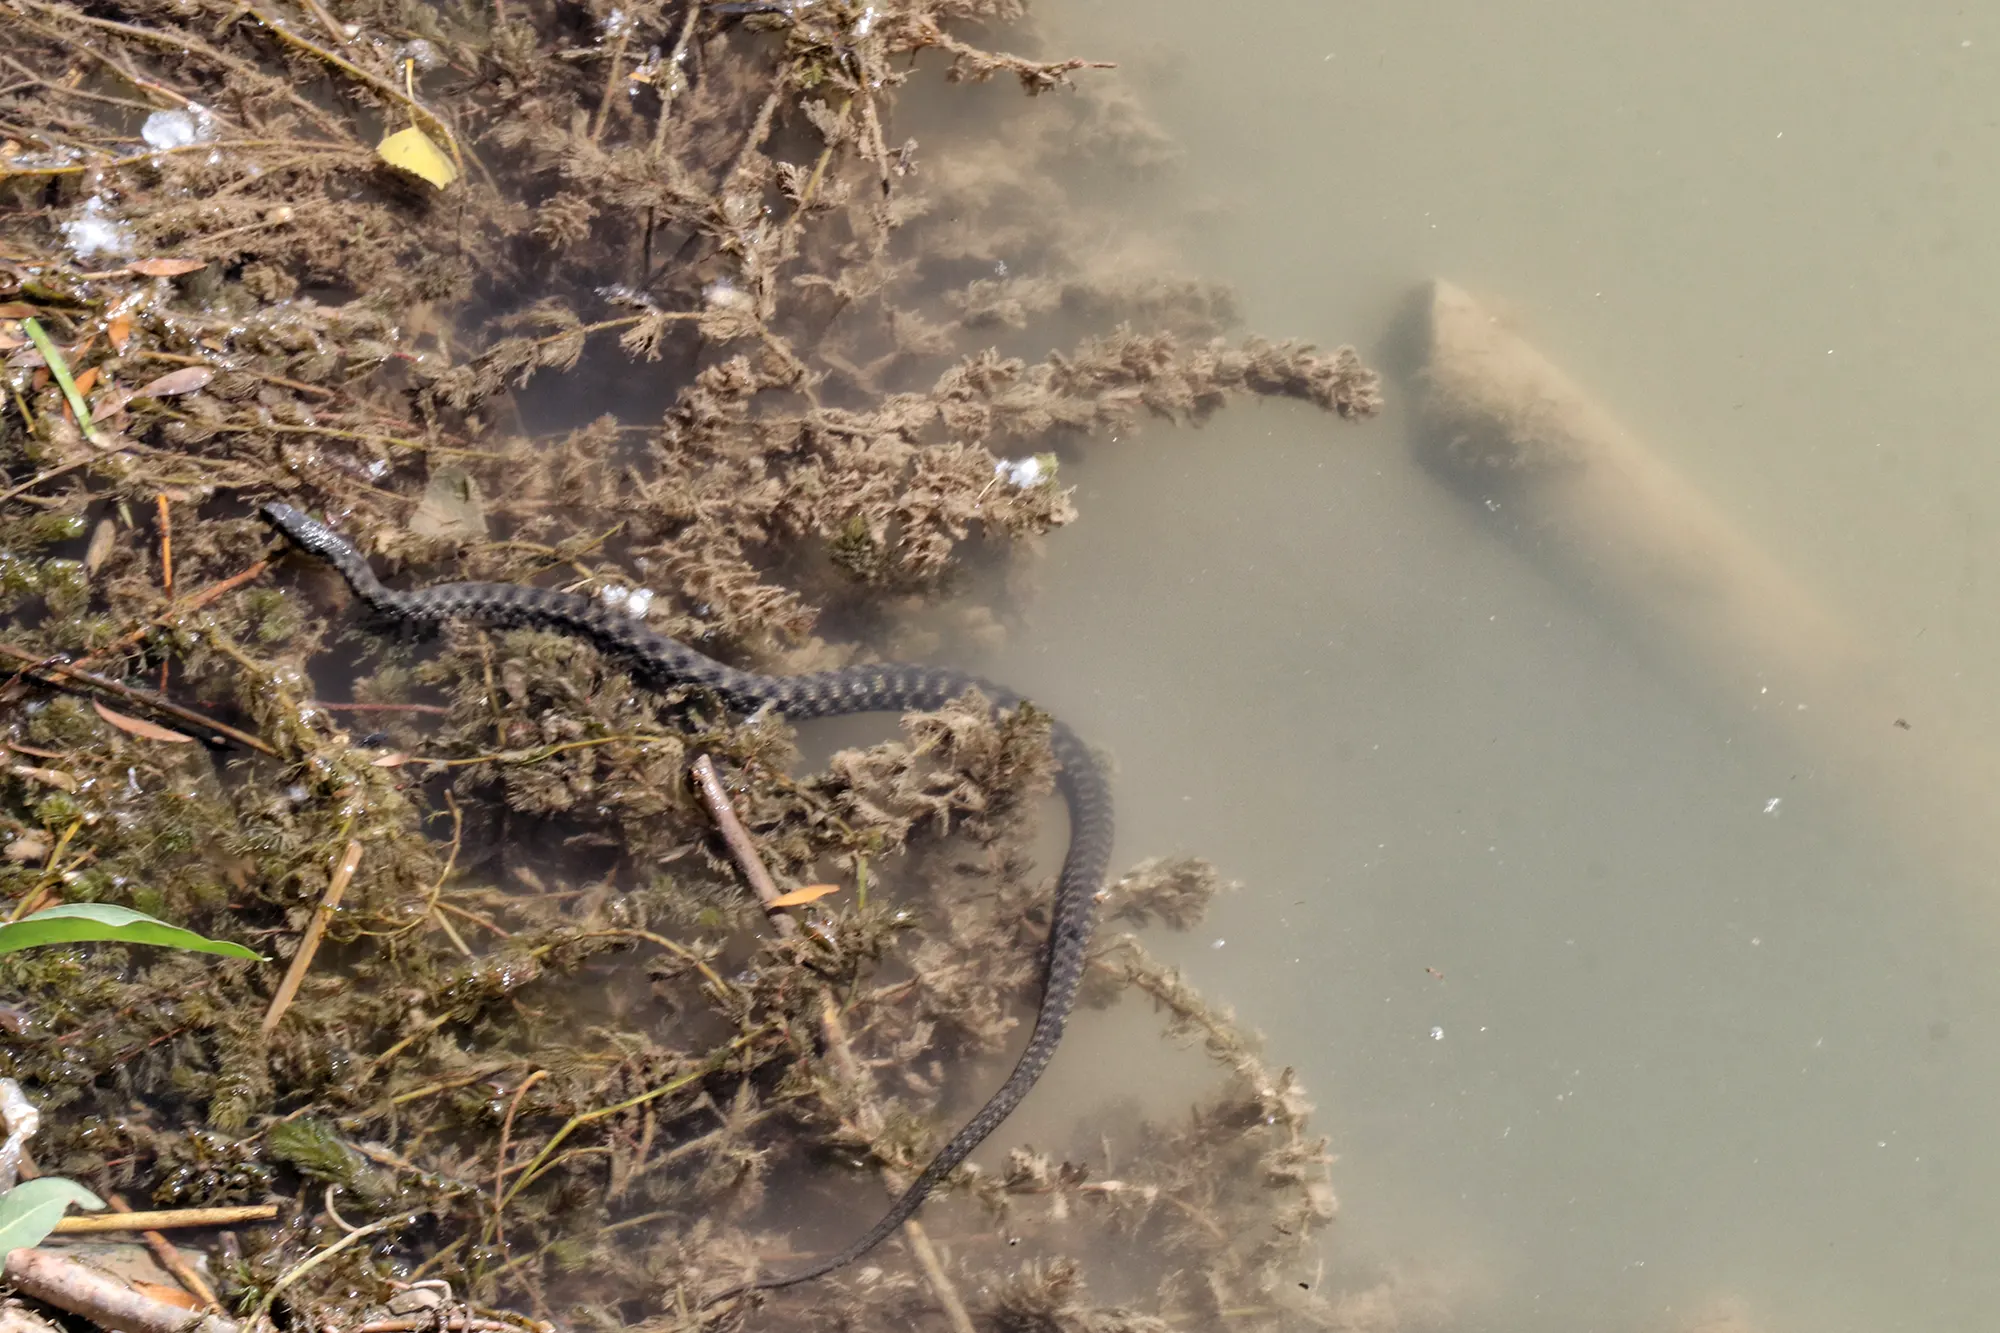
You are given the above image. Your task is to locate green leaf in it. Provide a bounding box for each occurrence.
[20,318,103,446]
[0,904,261,960]
[0,1178,105,1254]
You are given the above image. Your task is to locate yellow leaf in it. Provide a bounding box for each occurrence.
[764,883,841,909]
[376,127,459,190]
[371,752,412,767]
[91,701,195,743]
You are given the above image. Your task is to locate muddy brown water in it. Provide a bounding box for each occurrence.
[964,3,2000,1330]
[484,4,2000,1327]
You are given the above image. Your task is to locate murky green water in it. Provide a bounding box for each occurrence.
[981,4,2000,1328]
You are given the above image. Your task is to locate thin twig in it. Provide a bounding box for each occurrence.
[363,792,462,947]
[306,701,451,715]
[434,899,507,939]
[486,1052,737,1233]
[588,29,630,144]
[432,910,473,958]
[492,1069,549,1243]
[105,1193,224,1307]
[240,5,459,166]
[68,557,271,674]
[155,493,172,693]
[53,1203,280,1234]
[356,1312,524,1320]
[0,137,357,180]
[379,1064,520,1110]
[359,1011,454,1083]
[249,1215,400,1331]
[17,3,350,140]
[422,733,679,769]
[296,0,347,45]
[30,30,202,111]
[0,457,94,506]
[0,52,167,113]
[156,493,173,601]
[688,756,786,911]
[139,350,335,400]
[0,642,277,755]
[261,839,365,1036]
[688,755,974,1333]
[649,0,704,153]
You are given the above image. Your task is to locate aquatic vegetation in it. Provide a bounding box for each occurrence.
[0,903,257,1267]
[0,0,1385,1326]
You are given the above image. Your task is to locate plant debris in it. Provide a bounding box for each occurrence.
[0,0,1396,1328]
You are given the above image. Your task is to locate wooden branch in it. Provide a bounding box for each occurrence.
[52,1204,279,1234]
[4,1248,240,1333]
[107,1194,220,1308]
[261,840,364,1035]
[0,643,276,756]
[689,755,975,1333]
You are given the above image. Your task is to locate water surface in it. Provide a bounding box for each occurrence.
[984,4,2000,1328]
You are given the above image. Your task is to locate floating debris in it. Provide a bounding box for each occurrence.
[140,105,215,151]
[58,197,132,260]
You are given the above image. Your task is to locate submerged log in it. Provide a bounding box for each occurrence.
[1412,278,1999,891]
[1416,278,1862,700]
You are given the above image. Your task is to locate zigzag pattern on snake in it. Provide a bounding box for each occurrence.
[263,501,1112,1297]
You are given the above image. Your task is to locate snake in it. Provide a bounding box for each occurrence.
[262,501,1112,1296]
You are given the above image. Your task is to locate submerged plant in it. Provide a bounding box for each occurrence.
[0,904,258,1253]
[0,0,1389,1326]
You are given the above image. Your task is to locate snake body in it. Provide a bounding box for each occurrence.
[263,502,1111,1294]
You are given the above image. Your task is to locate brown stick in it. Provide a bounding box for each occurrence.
[105,1194,220,1309]
[587,28,630,144]
[688,756,975,1333]
[261,839,364,1035]
[295,0,347,46]
[491,1068,548,1244]
[648,0,703,153]
[3,1248,240,1333]
[352,1312,524,1320]
[155,494,172,694]
[0,643,276,755]
[69,557,272,674]
[51,1204,279,1234]
[16,1,349,142]
[689,757,787,912]
[305,701,450,715]
[238,5,459,166]
[155,494,173,605]
[0,458,94,506]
